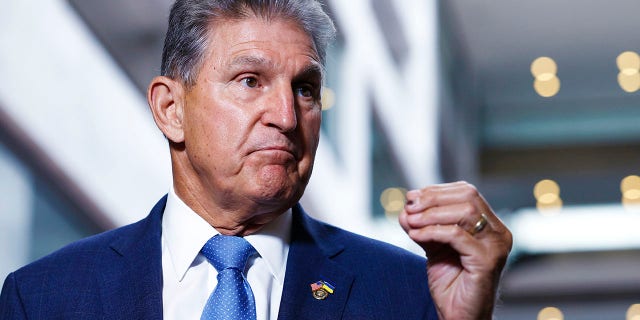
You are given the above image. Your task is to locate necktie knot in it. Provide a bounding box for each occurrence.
[201,235,256,273]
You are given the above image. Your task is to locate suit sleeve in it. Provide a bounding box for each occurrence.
[0,273,28,319]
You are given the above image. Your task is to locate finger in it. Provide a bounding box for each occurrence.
[408,224,487,268]
[405,181,480,213]
[398,209,411,233]
[406,182,467,207]
[405,202,480,231]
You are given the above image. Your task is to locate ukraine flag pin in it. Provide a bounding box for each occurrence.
[310,280,335,300]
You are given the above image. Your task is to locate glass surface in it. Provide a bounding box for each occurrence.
[0,140,101,275]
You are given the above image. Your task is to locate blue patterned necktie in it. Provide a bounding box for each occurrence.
[200,235,257,320]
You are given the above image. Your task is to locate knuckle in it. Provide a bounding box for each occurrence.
[505,230,514,250]
[408,229,421,239]
[421,193,437,205]
[460,183,479,199]
[460,202,475,216]
[451,225,466,237]
[422,185,437,194]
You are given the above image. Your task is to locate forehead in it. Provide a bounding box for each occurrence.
[204,16,321,68]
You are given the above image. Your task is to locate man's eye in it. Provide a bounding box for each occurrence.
[295,86,313,98]
[242,77,258,88]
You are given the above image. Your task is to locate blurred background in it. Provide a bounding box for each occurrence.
[1,0,640,318]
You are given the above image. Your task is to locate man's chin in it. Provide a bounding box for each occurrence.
[249,180,304,208]
[244,164,310,205]
[252,186,299,205]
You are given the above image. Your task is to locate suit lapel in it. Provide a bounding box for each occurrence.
[277,205,355,320]
[100,196,166,319]
[89,198,352,319]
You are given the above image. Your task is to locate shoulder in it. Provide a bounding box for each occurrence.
[0,205,166,317]
[0,221,136,316]
[294,206,428,282]
[11,218,141,283]
[6,193,165,291]
[321,219,426,272]
[293,207,437,318]
[13,196,165,279]
[298,208,425,265]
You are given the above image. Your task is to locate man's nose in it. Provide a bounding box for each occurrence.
[261,82,297,132]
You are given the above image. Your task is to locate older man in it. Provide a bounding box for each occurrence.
[0,0,512,319]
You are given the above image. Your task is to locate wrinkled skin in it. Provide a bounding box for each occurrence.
[148,17,322,236]
[399,181,513,319]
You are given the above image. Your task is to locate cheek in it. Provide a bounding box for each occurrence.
[302,110,322,151]
[184,109,239,171]
[190,105,246,147]
[185,86,249,137]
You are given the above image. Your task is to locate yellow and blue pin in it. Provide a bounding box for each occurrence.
[310,280,335,300]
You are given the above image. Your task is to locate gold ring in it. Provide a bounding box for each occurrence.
[472,213,488,235]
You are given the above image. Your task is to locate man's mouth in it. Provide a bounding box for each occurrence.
[252,145,298,160]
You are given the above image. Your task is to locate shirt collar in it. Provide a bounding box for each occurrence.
[162,188,291,283]
[245,210,291,284]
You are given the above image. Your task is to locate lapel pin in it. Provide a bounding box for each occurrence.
[310,280,335,300]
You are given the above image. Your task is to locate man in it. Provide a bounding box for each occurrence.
[0,0,512,319]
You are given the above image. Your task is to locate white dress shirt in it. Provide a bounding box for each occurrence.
[161,188,290,319]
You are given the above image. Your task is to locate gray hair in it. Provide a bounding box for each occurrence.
[161,0,336,86]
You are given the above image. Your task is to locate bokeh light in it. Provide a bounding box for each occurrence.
[621,175,640,208]
[536,197,563,215]
[534,179,563,215]
[321,87,336,111]
[627,304,640,320]
[534,179,560,200]
[538,306,564,320]
[531,57,560,97]
[617,51,640,71]
[531,57,558,77]
[617,51,640,93]
[621,175,640,193]
[380,187,407,217]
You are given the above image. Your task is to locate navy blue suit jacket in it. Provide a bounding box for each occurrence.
[1,196,437,319]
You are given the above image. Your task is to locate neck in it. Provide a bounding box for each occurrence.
[174,179,290,236]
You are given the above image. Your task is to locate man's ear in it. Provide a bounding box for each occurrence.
[147,76,185,143]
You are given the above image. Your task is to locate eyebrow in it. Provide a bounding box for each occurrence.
[295,63,324,83]
[228,55,324,81]
[229,55,271,69]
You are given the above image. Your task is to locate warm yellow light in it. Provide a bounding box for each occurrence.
[531,57,558,77]
[624,189,640,200]
[380,188,407,214]
[534,179,560,200]
[617,51,640,71]
[538,306,563,320]
[622,176,640,209]
[621,175,640,193]
[617,52,640,93]
[538,193,559,205]
[627,304,640,320]
[534,76,561,97]
[321,87,336,111]
[531,57,560,97]
[618,72,640,93]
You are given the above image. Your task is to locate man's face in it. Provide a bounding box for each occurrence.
[179,17,322,220]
